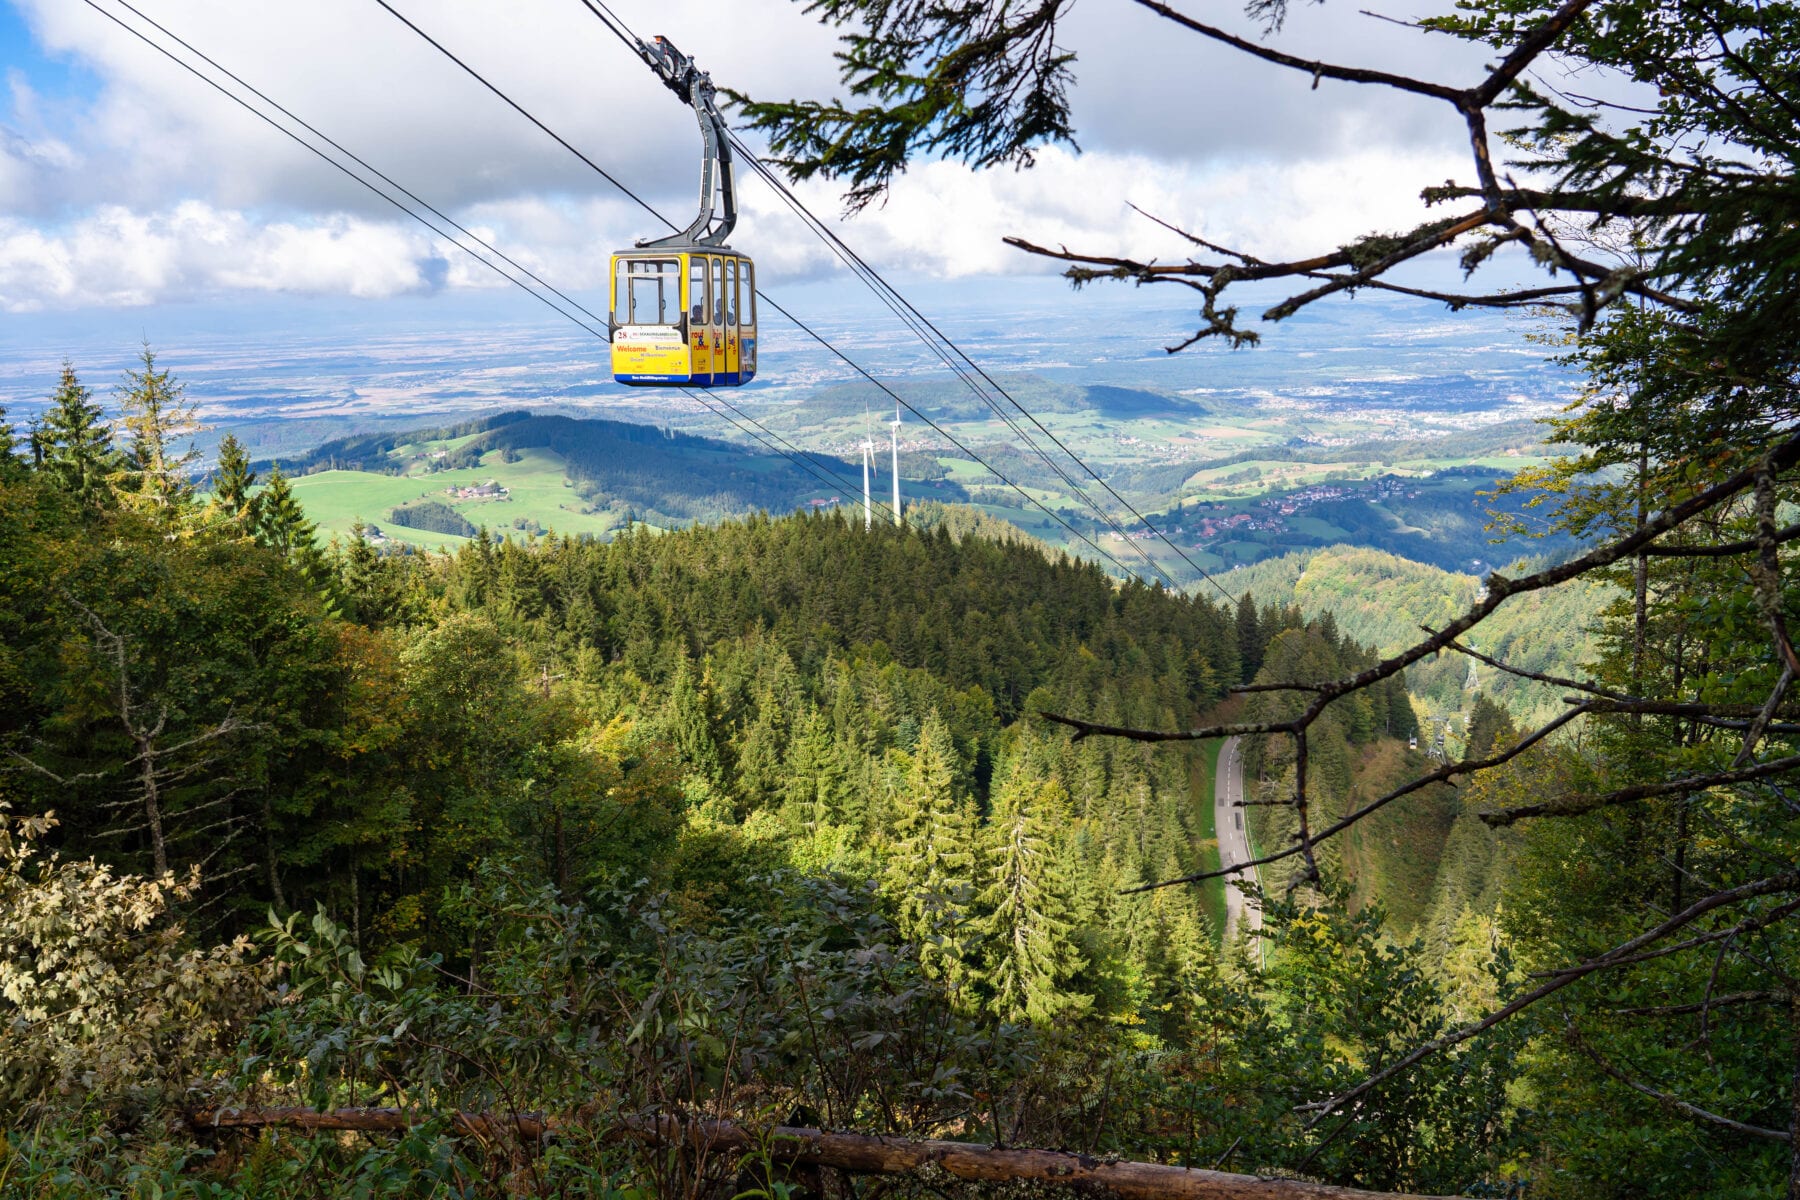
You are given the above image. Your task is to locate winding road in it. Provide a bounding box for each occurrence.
[1213,736,1263,941]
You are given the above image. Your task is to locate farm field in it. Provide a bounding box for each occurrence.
[290,446,620,549]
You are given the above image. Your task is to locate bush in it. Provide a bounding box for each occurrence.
[0,805,271,1120]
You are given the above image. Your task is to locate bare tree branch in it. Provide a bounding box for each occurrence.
[1298,874,1800,1123]
[1479,752,1800,826]
[1563,1014,1793,1141]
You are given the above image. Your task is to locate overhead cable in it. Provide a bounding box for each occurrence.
[371,0,1152,581]
[574,0,1182,588]
[82,0,888,523]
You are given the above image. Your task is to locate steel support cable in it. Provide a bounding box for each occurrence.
[682,389,890,518]
[372,1,1149,582]
[723,140,1182,588]
[569,0,1208,595]
[701,389,881,511]
[78,0,611,341]
[751,292,1142,578]
[383,0,1141,579]
[568,0,1175,585]
[725,134,1238,603]
[106,0,614,336]
[83,0,884,522]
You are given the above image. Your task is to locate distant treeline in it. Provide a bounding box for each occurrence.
[258,410,529,475]
[1110,420,1563,497]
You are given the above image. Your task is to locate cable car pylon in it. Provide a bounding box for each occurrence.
[890,404,902,526]
[861,437,876,531]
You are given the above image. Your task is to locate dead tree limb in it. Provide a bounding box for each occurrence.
[1562,1014,1793,1141]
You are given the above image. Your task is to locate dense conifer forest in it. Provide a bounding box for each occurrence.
[0,359,1541,1198]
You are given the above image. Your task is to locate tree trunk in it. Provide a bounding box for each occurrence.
[139,731,167,877]
[1789,991,1799,1200]
[262,792,286,910]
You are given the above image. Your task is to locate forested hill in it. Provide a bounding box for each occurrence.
[3,429,1498,1193]
[263,410,971,525]
[1223,545,1609,720]
[439,511,1237,725]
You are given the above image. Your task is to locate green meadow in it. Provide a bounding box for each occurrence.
[290,446,621,550]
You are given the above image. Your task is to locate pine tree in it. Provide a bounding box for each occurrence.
[732,705,784,813]
[115,345,203,517]
[211,433,257,520]
[660,652,723,796]
[0,402,19,478]
[255,466,338,607]
[337,523,401,626]
[1464,693,1515,760]
[37,361,118,508]
[781,708,848,831]
[255,467,315,556]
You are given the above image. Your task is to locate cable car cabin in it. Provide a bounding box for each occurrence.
[610,249,756,387]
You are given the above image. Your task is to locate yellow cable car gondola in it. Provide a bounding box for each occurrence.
[610,37,756,387]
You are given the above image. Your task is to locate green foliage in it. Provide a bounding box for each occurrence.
[976,756,1087,1023]
[114,345,204,519]
[0,443,1533,1194]
[884,709,980,991]
[0,403,18,478]
[0,806,270,1121]
[210,433,257,523]
[734,0,1076,212]
[1231,545,1609,724]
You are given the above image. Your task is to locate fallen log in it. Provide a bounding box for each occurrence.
[186,1106,1460,1199]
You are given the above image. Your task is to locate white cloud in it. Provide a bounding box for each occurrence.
[0,0,1500,312]
[0,202,438,311]
[0,140,1478,312]
[765,143,1472,279]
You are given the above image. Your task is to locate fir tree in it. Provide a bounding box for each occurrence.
[337,523,401,626]
[977,764,1086,1022]
[731,706,784,813]
[255,466,338,607]
[0,402,19,478]
[885,708,978,991]
[115,345,202,517]
[660,652,723,797]
[780,708,848,831]
[255,467,315,557]
[211,433,257,519]
[1235,593,1263,683]
[37,361,118,508]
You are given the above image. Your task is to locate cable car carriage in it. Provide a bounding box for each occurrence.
[610,37,756,387]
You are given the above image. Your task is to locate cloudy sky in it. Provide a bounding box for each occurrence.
[0,0,1501,323]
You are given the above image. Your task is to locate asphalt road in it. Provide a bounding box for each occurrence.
[1214,736,1263,941]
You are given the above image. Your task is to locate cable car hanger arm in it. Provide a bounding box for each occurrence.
[631,34,737,248]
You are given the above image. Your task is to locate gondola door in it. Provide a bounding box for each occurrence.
[687,254,714,385]
[722,258,740,384]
